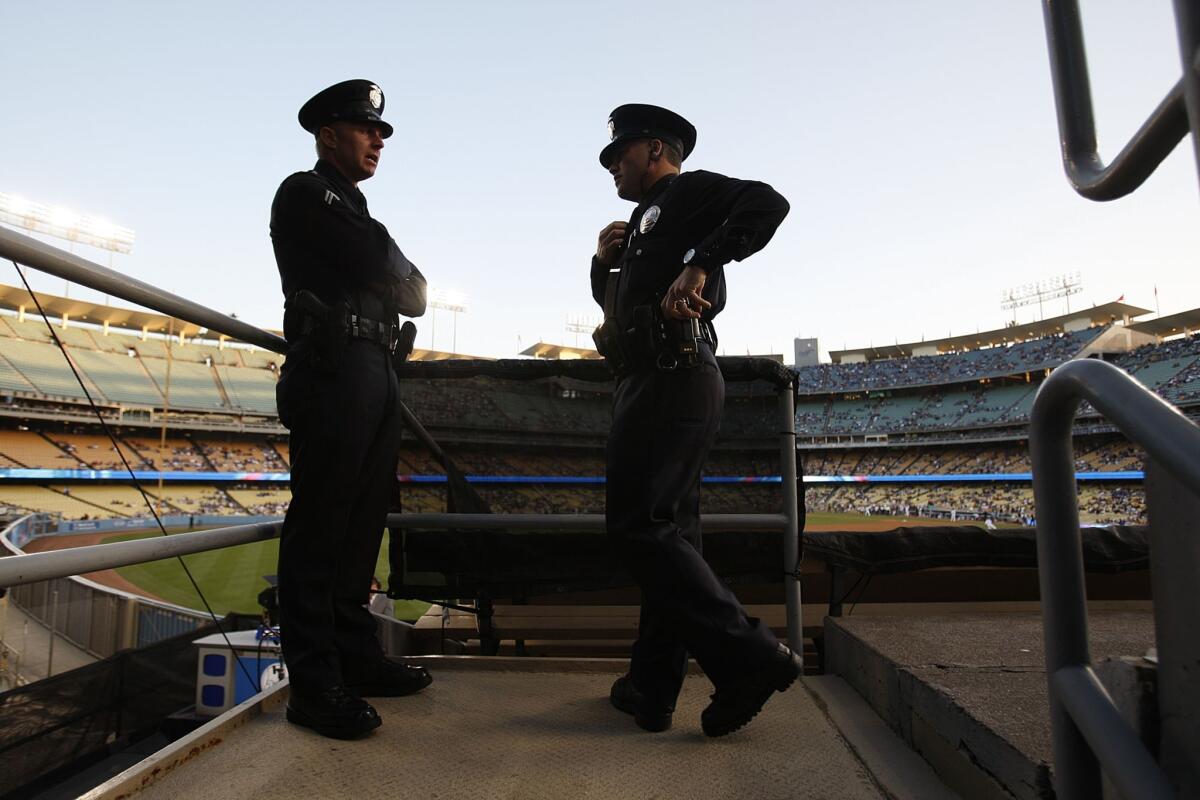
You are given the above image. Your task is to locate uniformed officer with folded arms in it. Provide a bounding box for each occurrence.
[271,79,430,740]
[591,104,797,737]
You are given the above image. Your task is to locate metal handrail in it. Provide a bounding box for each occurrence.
[1030,358,1200,799]
[0,226,286,353]
[1041,0,1193,200]
[0,511,790,589]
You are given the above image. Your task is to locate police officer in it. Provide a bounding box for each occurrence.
[271,79,431,740]
[591,104,798,737]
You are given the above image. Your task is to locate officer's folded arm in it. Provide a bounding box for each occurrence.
[388,262,427,318]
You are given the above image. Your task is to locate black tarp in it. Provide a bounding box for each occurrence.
[803,525,1149,575]
[395,356,796,388]
[393,529,785,599]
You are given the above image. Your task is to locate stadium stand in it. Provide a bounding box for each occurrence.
[0,297,1192,528]
[121,436,209,470]
[144,486,243,515]
[217,365,277,415]
[225,487,290,515]
[0,430,84,468]
[795,327,1105,393]
[192,438,286,471]
[46,433,143,470]
[0,485,128,519]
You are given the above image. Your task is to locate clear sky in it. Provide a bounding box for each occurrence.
[1,1,1196,361]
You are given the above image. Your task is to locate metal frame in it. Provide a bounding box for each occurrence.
[1041,0,1196,200]
[0,224,806,659]
[1031,358,1200,799]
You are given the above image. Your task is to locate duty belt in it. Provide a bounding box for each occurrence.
[296,308,401,354]
[347,313,401,353]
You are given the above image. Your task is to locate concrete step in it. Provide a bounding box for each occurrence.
[823,607,1154,800]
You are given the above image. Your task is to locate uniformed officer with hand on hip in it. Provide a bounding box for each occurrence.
[591,104,797,737]
[271,79,431,740]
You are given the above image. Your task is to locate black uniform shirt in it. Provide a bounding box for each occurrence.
[590,169,790,332]
[270,159,425,330]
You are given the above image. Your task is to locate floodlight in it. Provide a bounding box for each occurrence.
[0,191,136,253]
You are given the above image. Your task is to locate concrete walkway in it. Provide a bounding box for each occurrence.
[0,597,96,688]
[98,668,886,799]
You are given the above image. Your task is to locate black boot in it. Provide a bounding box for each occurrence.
[610,674,674,732]
[701,644,802,738]
[286,685,382,739]
[347,657,433,697]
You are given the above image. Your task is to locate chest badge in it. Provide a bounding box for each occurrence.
[639,205,661,234]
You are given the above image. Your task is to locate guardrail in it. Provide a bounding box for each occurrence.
[1,514,211,661]
[1031,359,1200,799]
[0,211,806,656]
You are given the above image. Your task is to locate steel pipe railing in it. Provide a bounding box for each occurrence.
[0,226,287,353]
[0,511,795,589]
[1030,358,1200,799]
[1042,0,1194,200]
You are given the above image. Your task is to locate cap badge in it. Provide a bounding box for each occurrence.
[368,85,382,109]
[639,205,661,234]
[607,118,616,140]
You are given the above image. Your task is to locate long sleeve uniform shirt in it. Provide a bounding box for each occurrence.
[270,159,426,334]
[590,170,790,333]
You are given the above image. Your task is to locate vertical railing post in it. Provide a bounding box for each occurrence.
[1172,0,1200,191]
[1146,458,1200,797]
[1029,381,1100,800]
[46,587,59,678]
[778,382,803,657]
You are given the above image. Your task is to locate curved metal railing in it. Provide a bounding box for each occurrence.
[1031,358,1200,799]
[1041,0,1199,200]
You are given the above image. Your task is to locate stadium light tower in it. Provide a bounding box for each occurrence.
[0,192,135,254]
[0,192,135,299]
[428,287,469,353]
[565,314,601,347]
[1000,271,1083,322]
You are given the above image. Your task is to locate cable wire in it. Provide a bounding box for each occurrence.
[11,261,257,688]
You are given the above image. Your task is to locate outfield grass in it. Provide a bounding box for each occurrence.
[107,530,430,621]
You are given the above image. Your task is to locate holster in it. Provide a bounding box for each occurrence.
[284,290,349,370]
[594,305,716,376]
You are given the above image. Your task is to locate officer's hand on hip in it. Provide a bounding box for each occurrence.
[596,221,628,267]
[662,266,712,320]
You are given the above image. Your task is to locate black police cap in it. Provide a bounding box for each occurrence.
[599,104,697,168]
[298,79,393,139]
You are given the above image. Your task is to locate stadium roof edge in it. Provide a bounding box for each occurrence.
[828,301,1152,363]
[520,341,603,360]
[0,282,262,342]
[1126,307,1200,338]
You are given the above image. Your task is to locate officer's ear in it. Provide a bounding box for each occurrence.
[318,125,339,151]
[648,139,663,161]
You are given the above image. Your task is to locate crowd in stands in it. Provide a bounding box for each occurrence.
[794,328,1103,394]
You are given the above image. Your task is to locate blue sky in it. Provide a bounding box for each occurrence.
[1,1,1196,360]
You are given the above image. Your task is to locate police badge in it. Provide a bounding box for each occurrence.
[639,205,661,234]
[368,85,383,109]
[608,119,616,140]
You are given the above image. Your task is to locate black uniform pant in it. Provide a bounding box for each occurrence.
[606,344,778,707]
[276,339,403,695]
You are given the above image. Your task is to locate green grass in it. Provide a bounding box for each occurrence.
[106,529,431,621]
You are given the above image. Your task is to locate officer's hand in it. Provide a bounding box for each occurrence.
[596,221,627,267]
[661,266,712,320]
